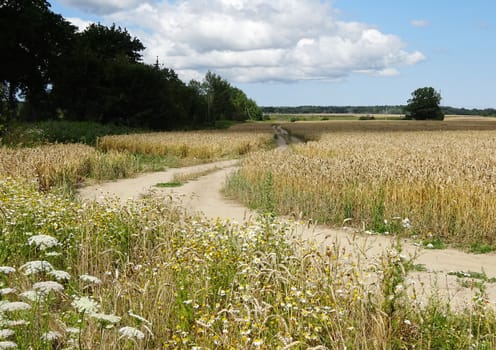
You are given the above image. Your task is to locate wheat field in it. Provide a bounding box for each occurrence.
[227,129,496,247]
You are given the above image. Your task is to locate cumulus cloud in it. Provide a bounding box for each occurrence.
[66,17,93,31]
[70,0,426,82]
[58,0,144,15]
[411,19,431,28]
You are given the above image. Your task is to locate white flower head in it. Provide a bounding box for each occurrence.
[402,218,412,229]
[0,267,15,275]
[33,281,64,294]
[0,302,31,313]
[20,261,53,275]
[20,290,44,303]
[0,289,16,296]
[0,341,17,349]
[0,329,15,340]
[27,235,59,251]
[72,296,99,314]
[40,331,62,342]
[49,270,71,281]
[119,326,145,340]
[90,313,121,325]
[79,274,102,285]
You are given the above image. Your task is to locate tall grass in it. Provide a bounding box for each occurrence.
[98,130,274,160]
[0,144,138,193]
[226,130,496,248]
[1,177,495,348]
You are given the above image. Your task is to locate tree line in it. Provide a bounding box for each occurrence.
[263,105,495,117]
[0,0,262,130]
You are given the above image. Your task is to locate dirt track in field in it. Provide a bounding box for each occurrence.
[79,127,496,310]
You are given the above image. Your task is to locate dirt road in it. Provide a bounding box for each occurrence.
[79,130,496,310]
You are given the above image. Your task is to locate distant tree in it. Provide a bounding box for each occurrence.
[404,87,444,120]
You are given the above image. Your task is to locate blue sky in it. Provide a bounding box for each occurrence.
[49,0,495,108]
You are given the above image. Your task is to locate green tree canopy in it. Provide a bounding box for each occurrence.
[0,0,76,120]
[404,87,444,120]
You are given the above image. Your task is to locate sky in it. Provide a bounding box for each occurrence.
[49,0,495,108]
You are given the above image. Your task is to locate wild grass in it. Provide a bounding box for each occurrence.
[0,144,138,193]
[2,177,496,348]
[97,130,274,160]
[226,130,496,248]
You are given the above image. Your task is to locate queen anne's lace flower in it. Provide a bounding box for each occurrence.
[119,326,145,340]
[90,313,121,324]
[79,274,101,285]
[33,281,64,294]
[49,270,71,281]
[0,302,31,313]
[40,331,62,341]
[20,261,53,275]
[72,296,99,314]
[0,329,15,340]
[27,235,59,250]
[0,267,15,275]
[0,341,17,349]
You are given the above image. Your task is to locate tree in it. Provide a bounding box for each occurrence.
[404,87,444,120]
[0,0,76,120]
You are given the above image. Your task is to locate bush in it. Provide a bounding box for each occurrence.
[1,120,140,146]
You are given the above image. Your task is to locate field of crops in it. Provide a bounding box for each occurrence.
[98,130,274,159]
[3,120,496,348]
[227,124,496,249]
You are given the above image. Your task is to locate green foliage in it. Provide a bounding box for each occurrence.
[1,120,139,146]
[404,87,444,120]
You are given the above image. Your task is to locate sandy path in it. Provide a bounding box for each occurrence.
[79,131,496,310]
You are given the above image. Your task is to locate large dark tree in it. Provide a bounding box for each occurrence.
[0,0,76,120]
[404,87,444,120]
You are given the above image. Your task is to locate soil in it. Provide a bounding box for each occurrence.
[79,128,496,310]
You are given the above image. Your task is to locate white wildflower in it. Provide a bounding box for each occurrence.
[33,281,64,294]
[90,313,121,324]
[27,235,59,250]
[20,261,53,275]
[0,341,17,349]
[72,296,99,314]
[0,302,31,313]
[44,252,61,257]
[49,270,71,281]
[402,218,412,229]
[253,339,264,347]
[119,326,145,340]
[5,320,28,327]
[0,289,15,296]
[40,331,61,342]
[0,267,15,275]
[65,327,80,334]
[0,329,14,339]
[426,243,434,249]
[404,319,412,326]
[20,290,44,303]
[128,311,152,326]
[79,274,101,285]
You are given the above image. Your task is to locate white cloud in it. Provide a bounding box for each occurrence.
[410,19,431,28]
[69,0,426,83]
[59,0,144,15]
[66,17,93,31]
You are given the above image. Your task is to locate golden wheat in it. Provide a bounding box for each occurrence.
[229,130,496,246]
[97,130,274,159]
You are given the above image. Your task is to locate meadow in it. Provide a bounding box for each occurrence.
[2,119,496,348]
